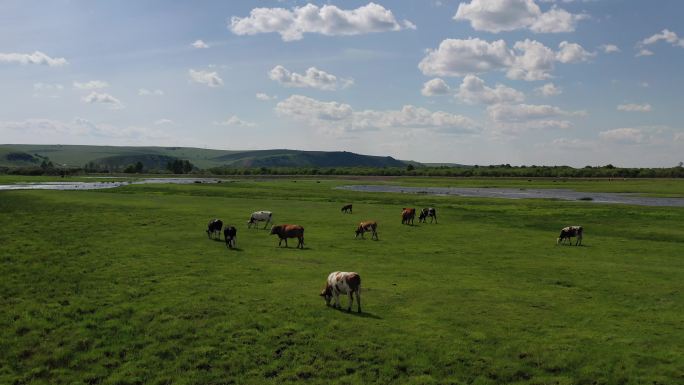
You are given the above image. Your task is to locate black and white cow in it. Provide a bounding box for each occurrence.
[206,219,223,239]
[224,226,237,248]
[557,226,583,246]
[418,207,437,223]
[247,211,272,229]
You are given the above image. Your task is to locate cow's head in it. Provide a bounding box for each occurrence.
[320,285,332,306]
[269,225,279,235]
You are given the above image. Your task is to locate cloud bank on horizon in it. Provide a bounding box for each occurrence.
[0,0,683,167]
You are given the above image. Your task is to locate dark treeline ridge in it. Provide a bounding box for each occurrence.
[2,163,684,178]
[207,164,684,178]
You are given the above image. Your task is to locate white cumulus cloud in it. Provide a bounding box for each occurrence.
[454,0,587,33]
[213,116,257,127]
[418,38,512,77]
[617,103,652,112]
[276,94,477,134]
[599,44,620,53]
[81,92,124,109]
[636,29,684,57]
[555,41,595,63]
[73,80,109,90]
[486,102,585,133]
[189,69,224,87]
[192,40,209,49]
[229,2,414,41]
[419,37,591,81]
[0,51,68,66]
[535,82,562,96]
[599,128,646,144]
[138,88,164,96]
[639,29,684,48]
[256,93,277,101]
[421,78,452,96]
[0,118,167,144]
[269,65,352,90]
[457,75,524,105]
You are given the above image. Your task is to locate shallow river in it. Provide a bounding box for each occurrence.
[0,178,222,191]
[2,179,683,207]
[336,185,684,207]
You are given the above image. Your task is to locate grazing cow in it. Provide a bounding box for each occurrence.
[341,204,353,214]
[418,207,437,223]
[320,271,361,313]
[557,226,583,246]
[401,208,415,225]
[223,226,237,248]
[355,220,378,240]
[206,219,223,239]
[270,224,305,249]
[247,211,272,229]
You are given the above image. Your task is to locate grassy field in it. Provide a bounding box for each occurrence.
[1,178,683,384]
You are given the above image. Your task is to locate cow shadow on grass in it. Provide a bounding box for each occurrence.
[327,306,382,319]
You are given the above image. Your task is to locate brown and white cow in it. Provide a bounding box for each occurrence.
[401,208,415,225]
[341,204,353,214]
[320,271,361,313]
[270,224,305,249]
[355,220,378,240]
[557,226,583,246]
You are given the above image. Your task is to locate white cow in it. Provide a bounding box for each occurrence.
[320,271,361,313]
[247,211,272,229]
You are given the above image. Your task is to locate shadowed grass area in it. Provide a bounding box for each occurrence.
[1,179,683,384]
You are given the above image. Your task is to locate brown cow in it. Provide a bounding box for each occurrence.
[270,224,305,249]
[355,220,378,240]
[341,204,353,214]
[401,208,415,225]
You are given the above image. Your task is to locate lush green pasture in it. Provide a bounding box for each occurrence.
[1,179,683,384]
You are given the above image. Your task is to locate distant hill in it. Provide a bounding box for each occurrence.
[0,144,412,170]
[213,150,406,168]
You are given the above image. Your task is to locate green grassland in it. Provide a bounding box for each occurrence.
[1,179,683,384]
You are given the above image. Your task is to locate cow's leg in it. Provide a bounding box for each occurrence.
[355,290,361,313]
[347,292,353,312]
[298,236,304,249]
[284,238,288,247]
[334,292,341,308]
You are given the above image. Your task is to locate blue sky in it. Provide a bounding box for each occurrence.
[1,0,683,166]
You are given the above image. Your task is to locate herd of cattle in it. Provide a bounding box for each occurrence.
[205,204,584,313]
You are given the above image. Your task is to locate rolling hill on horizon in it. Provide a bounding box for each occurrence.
[0,144,413,170]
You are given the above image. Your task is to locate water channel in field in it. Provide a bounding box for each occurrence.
[336,185,684,207]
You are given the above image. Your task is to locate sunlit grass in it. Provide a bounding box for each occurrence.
[1,179,682,384]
